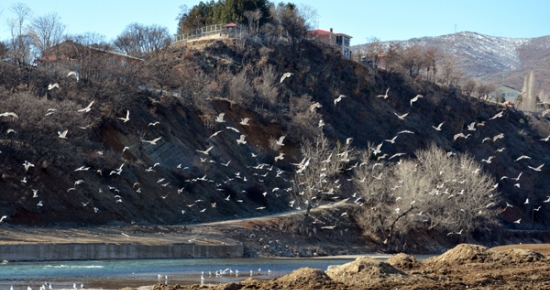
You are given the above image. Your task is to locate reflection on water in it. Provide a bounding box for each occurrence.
[0,255,433,289]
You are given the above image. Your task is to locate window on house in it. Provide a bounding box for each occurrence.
[344,37,350,47]
[336,36,342,46]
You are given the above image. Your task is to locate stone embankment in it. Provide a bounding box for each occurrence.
[0,243,243,261]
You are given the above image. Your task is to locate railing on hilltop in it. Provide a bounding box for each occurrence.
[172,24,244,45]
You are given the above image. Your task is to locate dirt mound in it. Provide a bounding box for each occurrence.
[500,248,546,263]
[424,243,496,265]
[386,253,421,270]
[273,267,333,287]
[326,256,409,285]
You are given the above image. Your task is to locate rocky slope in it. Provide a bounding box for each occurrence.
[1,37,550,242]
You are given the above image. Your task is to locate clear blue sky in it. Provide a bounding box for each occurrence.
[1,0,549,45]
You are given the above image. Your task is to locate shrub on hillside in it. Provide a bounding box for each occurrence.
[354,143,499,245]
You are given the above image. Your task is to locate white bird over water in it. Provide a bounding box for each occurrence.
[77,101,94,113]
[467,122,476,131]
[214,113,227,123]
[0,215,7,222]
[280,72,293,83]
[334,94,346,105]
[409,94,423,106]
[48,83,60,90]
[118,110,130,122]
[141,136,162,145]
[148,121,160,127]
[58,130,68,139]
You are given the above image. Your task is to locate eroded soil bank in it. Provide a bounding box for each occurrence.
[151,244,550,290]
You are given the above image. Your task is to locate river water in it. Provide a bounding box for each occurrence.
[1,255,434,289]
[0,257,362,289]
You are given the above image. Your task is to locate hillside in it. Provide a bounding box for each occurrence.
[2,38,550,251]
[366,31,550,92]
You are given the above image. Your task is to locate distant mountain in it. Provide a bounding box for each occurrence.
[359,31,550,92]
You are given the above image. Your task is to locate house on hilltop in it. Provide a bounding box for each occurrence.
[491,85,521,103]
[36,40,144,70]
[308,28,353,59]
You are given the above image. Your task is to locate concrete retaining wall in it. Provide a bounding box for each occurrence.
[0,243,244,261]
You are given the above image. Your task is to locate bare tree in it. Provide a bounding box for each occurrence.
[461,78,477,97]
[292,133,352,229]
[6,3,33,67]
[364,37,384,70]
[423,46,440,82]
[244,9,263,34]
[354,144,498,246]
[439,53,464,88]
[401,44,424,78]
[257,65,279,108]
[476,82,497,100]
[228,70,254,106]
[0,92,91,171]
[29,12,66,55]
[114,23,171,58]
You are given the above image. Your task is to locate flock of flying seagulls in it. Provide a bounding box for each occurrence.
[0,71,548,230]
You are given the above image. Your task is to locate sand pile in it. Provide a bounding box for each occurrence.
[326,256,410,285]
[499,248,546,263]
[272,267,334,288]
[423,243,498,265]
[386,253,421,270]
